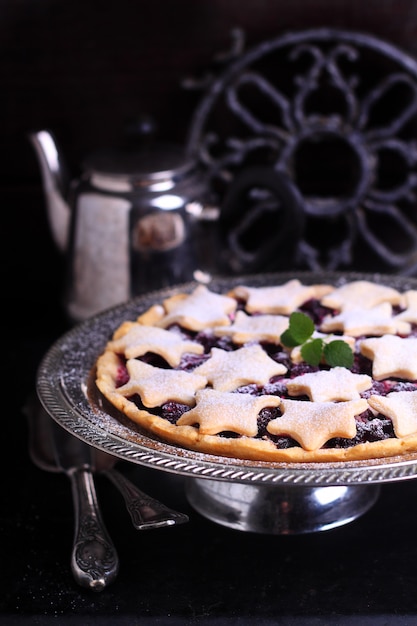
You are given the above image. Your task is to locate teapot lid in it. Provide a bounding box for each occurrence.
[83,143,196,182]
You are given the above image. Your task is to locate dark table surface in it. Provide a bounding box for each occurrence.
[4,268,417,626]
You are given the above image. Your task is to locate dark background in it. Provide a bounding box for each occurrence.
[4,2,417,623]
[4,0,417,326]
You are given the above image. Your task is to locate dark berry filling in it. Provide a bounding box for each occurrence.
[300,299,334,325]
[116,297,417,450]
[161,401,191,423]
[116,359,129,387]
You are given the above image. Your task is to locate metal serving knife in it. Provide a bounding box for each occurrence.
[25,396,189,590]
[93,450,189,530]
[27,397,189,530]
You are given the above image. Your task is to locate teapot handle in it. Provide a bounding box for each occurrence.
[219,165,305,273]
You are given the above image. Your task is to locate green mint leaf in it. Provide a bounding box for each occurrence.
[281,311,354,369]
[280,328,300,347]
[300,338,324,366]
[288,312,315,344]
[323,340,354,368]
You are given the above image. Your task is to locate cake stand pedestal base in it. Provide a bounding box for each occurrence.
[186,478,381,534]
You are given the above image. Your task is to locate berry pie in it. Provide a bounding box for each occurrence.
[95,278,417,462]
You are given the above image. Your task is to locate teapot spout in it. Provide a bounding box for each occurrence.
[29,130,71,252]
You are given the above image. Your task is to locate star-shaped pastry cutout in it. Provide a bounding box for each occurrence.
[320,303,410,337]
[267,398,367,451]
[394,290,417,325]
[107,322,204,366]
[320,280,402,311]
[230,280,333,314]
[155,285,237,331]
[367,390,417,438]
[193,344,287,391]
[286,367,372,402]
[177,388,281,436]
[116,359,207,407]
[213,311,289,345]
[360,335,417,380]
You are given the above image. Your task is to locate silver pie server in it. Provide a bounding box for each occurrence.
[25,397,118,590]
[26,396,189,530]
[49,419,119,591]
[25,397,189,586]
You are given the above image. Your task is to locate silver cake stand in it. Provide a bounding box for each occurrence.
[37,271,417,535]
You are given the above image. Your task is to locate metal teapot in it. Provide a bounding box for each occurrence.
[29,130,218,323]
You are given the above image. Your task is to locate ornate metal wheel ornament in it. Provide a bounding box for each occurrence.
[186,28,417,275]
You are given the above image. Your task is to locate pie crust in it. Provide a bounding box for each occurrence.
[96,279,417,463]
